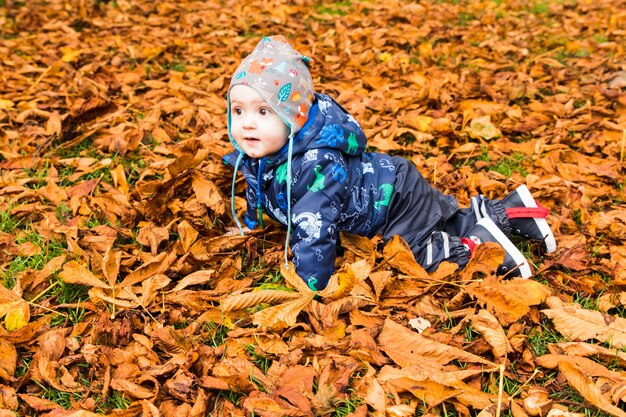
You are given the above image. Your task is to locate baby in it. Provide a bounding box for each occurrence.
[223,35,556,291]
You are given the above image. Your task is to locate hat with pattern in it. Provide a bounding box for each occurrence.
[228,35,314,142]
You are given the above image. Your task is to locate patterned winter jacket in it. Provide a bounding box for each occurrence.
[223,94,396,290]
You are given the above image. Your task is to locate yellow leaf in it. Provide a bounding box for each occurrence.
[0,300,21,318]
[378,52,393,63]
[60,47,82,63]
[4,301,29,331]
[0,99,14,110]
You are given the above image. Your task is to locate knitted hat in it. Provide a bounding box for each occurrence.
[228,35,314,141]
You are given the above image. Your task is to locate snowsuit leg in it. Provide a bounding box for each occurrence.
[380,157,511,272]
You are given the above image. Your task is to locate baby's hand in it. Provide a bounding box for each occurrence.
[224,226,251,236]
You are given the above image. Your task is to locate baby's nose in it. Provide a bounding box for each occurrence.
[243,114,256,128]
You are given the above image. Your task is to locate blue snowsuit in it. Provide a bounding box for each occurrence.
[224,94,511,290]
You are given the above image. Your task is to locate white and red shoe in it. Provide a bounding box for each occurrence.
[462,217,532,278]
[501,185,556,253]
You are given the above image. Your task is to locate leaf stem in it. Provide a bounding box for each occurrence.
[619,129,626,164]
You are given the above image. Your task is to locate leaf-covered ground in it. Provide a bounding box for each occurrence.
[1,0,626,416]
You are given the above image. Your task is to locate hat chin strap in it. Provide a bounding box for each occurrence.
[284,133,294,269]
[230,152,245,235]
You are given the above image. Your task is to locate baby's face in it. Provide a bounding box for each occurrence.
[230,85,290,158]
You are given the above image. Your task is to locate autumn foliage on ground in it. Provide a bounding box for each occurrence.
[1,0,626,416]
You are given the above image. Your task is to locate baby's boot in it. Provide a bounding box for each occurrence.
[500,185,556,253]
[462,217,532,278]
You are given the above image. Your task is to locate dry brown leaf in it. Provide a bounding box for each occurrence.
[169,269,215,292]
[101,247,121,288]
[558,361,626,417]
[252,293,315,329]
[151,326,193,354]
[3,1,625,415]
[318,260,368,300]
[191,170,226,216]
[535,354,623,381]
[467,278,551,326]
[189,235,249,261]
[119,251,177,288]
[339,231,377,264]
[110,378,158,400]
[16,394,60,411]
[547,342,626,368]
[58,260,110,289]
[137,274,171,306]
[378,365,498,409]
[221,290,301,312]
[377,319,496,367]
[136,222,170,255]
[542,296,626,348]
[383,235,429,278]
[0,339,17,380]
[281,262,313,294]
[471,309,513,358]
[178,220,199,253]
[460,242,505,280]
[89,288,138,309]
[597,291,626,313]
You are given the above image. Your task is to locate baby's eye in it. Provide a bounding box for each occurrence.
[259,108,270,116]
[233,108,243,116]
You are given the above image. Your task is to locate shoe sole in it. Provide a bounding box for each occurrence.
[478,217,532,279]
[515,185,557,253]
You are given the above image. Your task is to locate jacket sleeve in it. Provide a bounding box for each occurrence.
[288,152,349,291]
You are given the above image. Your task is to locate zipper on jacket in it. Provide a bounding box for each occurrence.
[256,158,266,228]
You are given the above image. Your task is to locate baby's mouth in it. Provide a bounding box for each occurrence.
[244,137,260,142]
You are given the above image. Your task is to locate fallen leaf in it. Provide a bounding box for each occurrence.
[542,296,626,348]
